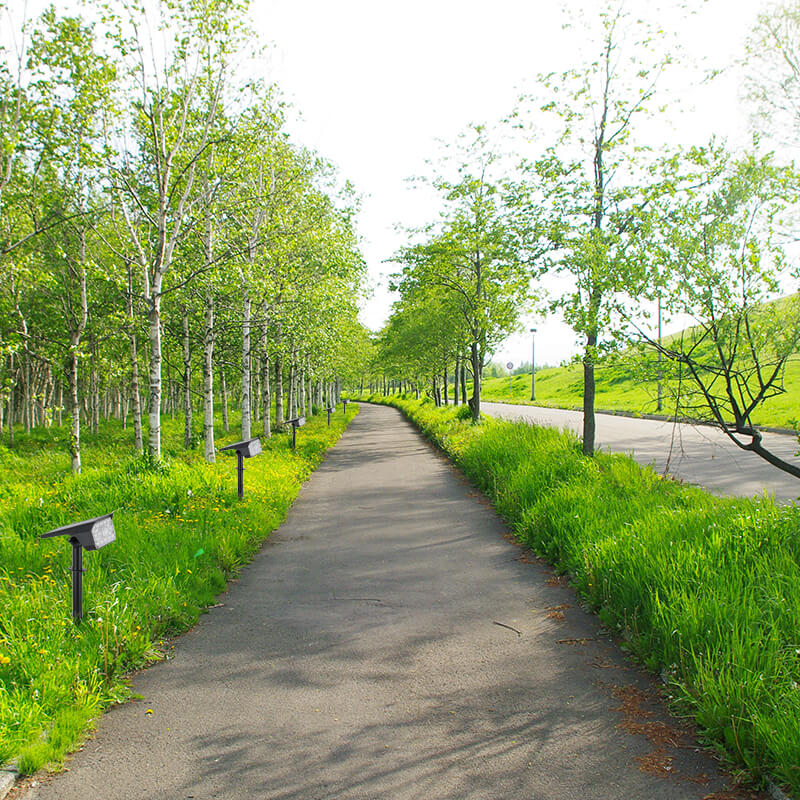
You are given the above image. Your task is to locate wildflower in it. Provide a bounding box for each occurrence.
[0,655,10,665]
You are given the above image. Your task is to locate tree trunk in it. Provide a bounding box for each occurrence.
[461,360,467,405]
[7,354,14,447]
[469,341,481,422]
[220,368,229,432]
[23,355,31,433]
[68,341,81,474]
[182,307,192,448]
[203,292,215,462]
[147,287,163,461]
[583,332,597,456]
[90,339,99,434]
[288,353,296,421]
[261,324,271,438]
[298,360,306,417]
[275,354,285,428]
[126,268,144,454]
[241,283,252,440]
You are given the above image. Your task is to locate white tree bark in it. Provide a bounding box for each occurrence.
[261,323,271,438]
[183,307,192,449]
[203,292,215,462]
[241,282,252,440]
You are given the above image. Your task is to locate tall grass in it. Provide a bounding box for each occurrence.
[0,405,358,773]
[357,393,800,796]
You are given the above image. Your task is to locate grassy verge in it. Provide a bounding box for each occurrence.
[0,404,358,774]
[480,358,800,430]
[355,393,800,796]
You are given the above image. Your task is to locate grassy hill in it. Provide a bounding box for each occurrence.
[481,356,800,431]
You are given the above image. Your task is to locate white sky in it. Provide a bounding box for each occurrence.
[252,0,766,368]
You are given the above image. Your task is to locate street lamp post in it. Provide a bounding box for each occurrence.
[530,327,536,402]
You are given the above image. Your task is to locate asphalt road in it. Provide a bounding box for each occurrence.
[484,401,800,504]
[25,404,761,800]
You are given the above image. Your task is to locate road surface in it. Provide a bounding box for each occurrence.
[484,401,800,504]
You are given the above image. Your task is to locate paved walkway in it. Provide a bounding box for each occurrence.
[27,404,762,800]
[484,401,800,503]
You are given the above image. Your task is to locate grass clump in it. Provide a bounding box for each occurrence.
[0,404,358,774]
[355,393,800,796]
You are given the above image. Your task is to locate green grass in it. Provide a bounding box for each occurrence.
[479,357,800,431]
[354,393,800,796]
[0,404,358,774]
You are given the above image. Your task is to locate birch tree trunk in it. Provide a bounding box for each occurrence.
[305,356,312,417]
[147,280,163,460]
[241,281,252,440]
[7,354,13,447]
[298,361,305,417]
[261,323,271,438]
[274,323,284,429]
[220,368,229,432]
[68,338,81,474]
[126,267,144,454]
[288,353,296,420]
[203,292,215,462]
[183,307,192,448]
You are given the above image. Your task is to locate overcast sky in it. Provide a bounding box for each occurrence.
[250,0,766,368]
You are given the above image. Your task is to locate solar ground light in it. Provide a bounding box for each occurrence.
[40,513,116,623]
[286,416,305,450]
[219,437,262,499]
[326,405,335,426]
[343,399,348,413]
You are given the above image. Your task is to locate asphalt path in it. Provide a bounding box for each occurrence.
[484,401,800,504]
[25,404,762,800]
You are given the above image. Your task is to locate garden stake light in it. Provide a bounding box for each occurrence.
[41,513,116,623]
[287,416,306,450]
[220,438,263,499]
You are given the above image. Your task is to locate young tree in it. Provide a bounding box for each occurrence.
[513,4,674,454]
[644,148,800,478]
[396,126,529,421]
